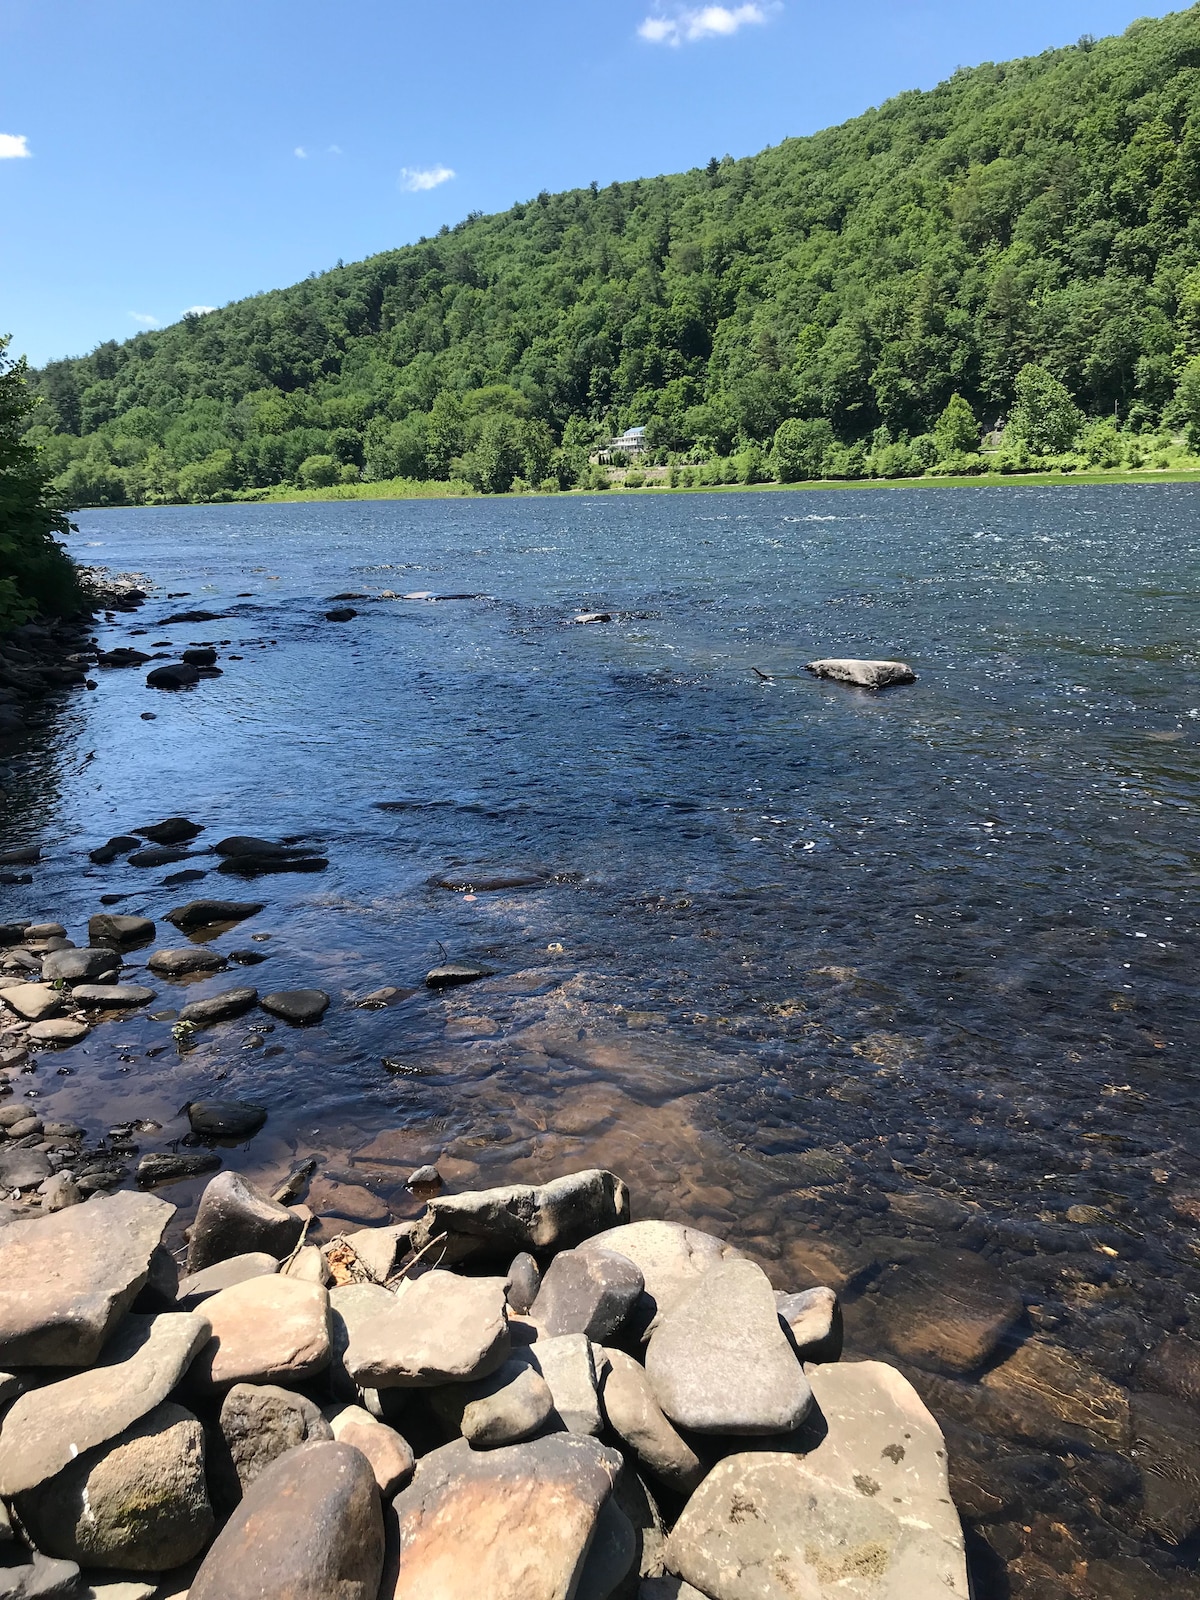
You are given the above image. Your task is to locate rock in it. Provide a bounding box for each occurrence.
[71,985,156,1009]
[20,923,65,940]
[190,1276,331,1389]
[425,960,495,987]
[387,1433,622,1600]
[96,647,151,667]
[599,1347,705,1493]
[1131,1390,1200,1544]
[328,1282,395,1399]
[78,1580,157,1600]
[664,1360,969,1599]
[325,1404,414,1495]
[15,1401,213,1571]
[0,1551,82,1597]
[0,1312,211,1494]
[147,946,226,976]
[645,1260,812,1436]
[135,817,203,845]
[42,948,120,985]
[411,1170,631,1265]
[776,1287,843,1362]
[513,1333,603,1436]
[89,836,141,865]
[0,1148,53,1188]
[165,899,263,932]
[39,1173,82,1212]
[805,657,917,689]
[282,1245,327,1283]
[186,1171,304,1272]
[308,1177,389,1225]
[639,1582,708,1600]
[146,663,200,689]
[866,1247,1025,1376]
[27,1018,89,1046]
[1,983,65,1021]
[336,1222,413,1284]
[0,1191,173,1366]
[531,1246,644,1341]
[505,1251,541,1314]
[217,853,328,876]
[346,1271,509,1388]
[189,1441,384,1600]
[978,1338,1131,1452]
[581,1220,743,1338]
[217,1383,333,1496]
[573,612,612,624]
[187,1100,267,1139]
[227,947,267,965]
[177,987,258,1026]
[260,989,330,1024]
[325,607,356,621]
[214,836,293,858]
[0,923,28,946]
[177,1253,279,1307]
[356,985,417,1008]
[127,845,195,868]
[182,646,217,666]
[575,1498,636,1600]
[159,609,222,625]
[406,1162,441,1188]
[137,1151,222,1187]
[88,914,154,948]
[433,1359,555,1447]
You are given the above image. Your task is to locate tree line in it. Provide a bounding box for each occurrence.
[21,4,1200,504]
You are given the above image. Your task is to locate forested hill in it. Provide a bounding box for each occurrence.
[25,5,1200,502]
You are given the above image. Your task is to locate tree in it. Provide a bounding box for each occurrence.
[1174,357,1200,449]
[0,336,81,629]
[934,394,980,457]
[1006,364,1083,454]
[772,417,833,481]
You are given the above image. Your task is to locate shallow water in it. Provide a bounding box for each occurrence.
[3,485,1200,1596]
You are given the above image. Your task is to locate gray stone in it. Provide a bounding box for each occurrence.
[15,1402,213,1572]
[70,985,156,1009]
[407,1163,441,1187]
[411,1169,631,1265]
[88,915,154,948]
[0,1191,174,1366]
[575,1498,637,1600]
[345,1270,509,1388]
[639,1582,709,1599]
[663,1360,969,1599]
[217,1382,333,1495]
[189,1276,331,1390]
[329,1282,395,1399]
[189,1441,384,1600]
[136,818,203,845]
[42,948,120,985]
[164,899,263,932]
[600,1347,704,1493]
[260,989,329,1024]
[0,1147,53,1188]
[775,1286,843,1362]
[0,1552,82,1597]
[325,1404,414,1496]
[146,664,199,690]
[27,1018,90,1046]
[505,1251,541,1314]
[186,1100,266,1138]
[387,1433,623,1600]
[1,983,65,1022]
[337,1222,413,1283]
[645,1259,812,1436]
[38,1173,82,1212]
[425,961,494,987]
[177,1252,278,1307]
[177,987,258,1026]
[136,1151,221,1188]
[0,1312,211,1494]
[513,1334,603,1436]
[581,1221,743,1338]
[147,947,226,977]
[185,1170,302,1272]
[805,657,917,689]
[532,1246,644,1341]
[434,1359,555,1448]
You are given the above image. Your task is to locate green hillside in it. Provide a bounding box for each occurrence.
[24,5,1200,503]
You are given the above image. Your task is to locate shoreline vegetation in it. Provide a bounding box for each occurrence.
[21,7,1200,517]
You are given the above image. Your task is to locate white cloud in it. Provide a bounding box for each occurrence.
[294,145,308,158]
[638,3,771,45]
[0,133,31,159]
[328,144,343,156]
[399,164,455,193]
[182,305,216,317]
[129,313,159,328]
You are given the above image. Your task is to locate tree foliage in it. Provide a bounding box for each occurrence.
[27,6,1200,502]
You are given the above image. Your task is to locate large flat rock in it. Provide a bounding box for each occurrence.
[645,1259,812,1435]
[410,1170,630,1265]
[665,1363,970,1600]
[346,1271,509,1388]
[190,1440,384,1600]
[385,1433,623,1600]
[0,1191,174,1367]
[580,1220,743,1337]
[191,1275,331,1390]
[0,1311,211,1494]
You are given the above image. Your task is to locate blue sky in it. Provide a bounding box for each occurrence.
[0,0,1179,367]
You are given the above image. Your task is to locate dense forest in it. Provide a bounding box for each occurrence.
[22,4,1200,503]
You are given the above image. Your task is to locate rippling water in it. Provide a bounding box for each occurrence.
[3,485,1200,1597]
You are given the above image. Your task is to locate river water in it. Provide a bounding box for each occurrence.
[3,486,1199,1597]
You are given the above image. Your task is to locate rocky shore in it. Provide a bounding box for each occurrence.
[0,1163,969,1599]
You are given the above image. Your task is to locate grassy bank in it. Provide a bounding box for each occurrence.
[230,465,1200,507]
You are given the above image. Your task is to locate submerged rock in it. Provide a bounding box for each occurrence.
[165,899,263,932]
[177,987,258,1026]
[138,1151,222,1187]
[187,1100,268,1139]
[88,913,154,947]
[135,817,204,845]
[148,946,226,976]
[805,657,917,689]
[260,989,330,1024]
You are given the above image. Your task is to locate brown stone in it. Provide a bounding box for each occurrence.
[346,1271,508,1388]
[190,1276,331,1390]
[867,1247,1025,1376]
[326,1404,414,1496]
[979,1339,1131,1452]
